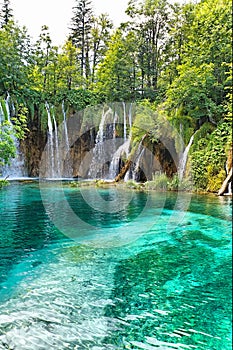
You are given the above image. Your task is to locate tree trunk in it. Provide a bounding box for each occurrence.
[218,167,232,196]
[114,133,148,182]
[115,160,132,182]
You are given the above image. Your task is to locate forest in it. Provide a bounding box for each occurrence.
[0,0,232,192]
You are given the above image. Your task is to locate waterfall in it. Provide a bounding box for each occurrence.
[43,102,73,179]
[128,103,132,129]
[0,102,4,123]
[88,107,113,179]
[52,111,61,178]
[123,102,127,142]
[178,133,195,180]
[109,139,131,179]
[87,103,134,180]
[132,142,145,181]
[109,103,133,180]
[0,95,27,179]
[112,110,118,140]
[45,103,55,178]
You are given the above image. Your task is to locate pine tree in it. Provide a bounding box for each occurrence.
[69,0,93,82]
[0,0,13,27]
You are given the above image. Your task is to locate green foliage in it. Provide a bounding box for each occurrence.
[166,63,221,120]
[131,101,179,147]
[145,173,168,190]
[0,21,31,95]
[0,179,9,188]
[0,0,13,27]
[11,104,29,139]
[206,166,226,193]
[191,121,232,191]
[167,174,193,192]
[0,98,28,170]
[0,120,15,165]
[164,0,232,125]
[125,179,142,190]
[96,29,140,101]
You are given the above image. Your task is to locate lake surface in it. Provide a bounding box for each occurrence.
[0,182,232,349]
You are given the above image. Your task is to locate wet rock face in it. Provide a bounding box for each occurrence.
[22,108,178,180]
[23,132,177,180]
[135,140,178,182]
[70,129,96,178]
[21,108,47,177]
[152,140,178,178]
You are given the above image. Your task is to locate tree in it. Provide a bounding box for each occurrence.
[0,0,13,27]
[32,25,53,93]
[126,0,170,98]
[90,13,113,83]
[57,40,82,91]
[159,2,192,88]
[164,0,232,125]
[96,29,140,101]
[69,0,93,82]
[0,22,32,95]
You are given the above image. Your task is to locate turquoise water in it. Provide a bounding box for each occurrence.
[0,182,232,349]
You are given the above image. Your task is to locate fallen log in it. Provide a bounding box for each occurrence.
[114,133,148,183]
[115,160,132,182]
[218,167,232,196]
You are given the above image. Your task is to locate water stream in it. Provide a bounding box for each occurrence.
[178,133,195,180]
[0,96,27,179]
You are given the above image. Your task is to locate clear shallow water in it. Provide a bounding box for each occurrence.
[0,182,232,349]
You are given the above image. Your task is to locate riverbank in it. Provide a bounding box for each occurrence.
[2,176,232,197]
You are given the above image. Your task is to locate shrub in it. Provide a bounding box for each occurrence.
[125,179,142,190]
[145,173,168,190]
[0,179,9,189]
[190,121,232,191]
[167,174,193,192]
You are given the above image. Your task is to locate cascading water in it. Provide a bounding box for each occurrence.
[0,95,27,179]
[123,102,127,142]
[52,112,61,178]
[87,103,134,180]
[123,103,133,181]
[62,101,69,155]
[108,103,133,180]
[88,107,114,179]
[45,103,55,178]
[178,133,195,180]
[109,139,130,179]
[132,141,145,181]
[43,102,73,179]
[0,102,4,123]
